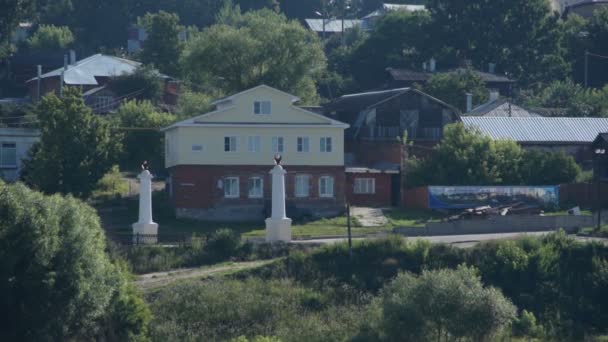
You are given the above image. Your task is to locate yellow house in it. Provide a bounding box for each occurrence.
[162,85,349,221]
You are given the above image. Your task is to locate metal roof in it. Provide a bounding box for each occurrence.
[304,19,362,32]
[27,54,140,85]
[462,117,608,143]
[363,3,426,18]
[467,99,540,117]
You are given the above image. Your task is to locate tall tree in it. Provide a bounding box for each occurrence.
[139,11,183,76]
[181,8,325,103]
[22,88,119,198]
[0,0,35,56]
[349,10,434,89]
[26,24,74,50]
[426,0,565,85]
[423,69,489,112]
[0,181,150,340]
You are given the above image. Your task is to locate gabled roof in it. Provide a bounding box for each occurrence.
[323,87,459,115]
[592,132,608,147]
[463,117,608,143]
[387,67,515,83]
[304,19,362,33]
[211,84,300,105]
[26,54,141,85]
[467,99,541,117]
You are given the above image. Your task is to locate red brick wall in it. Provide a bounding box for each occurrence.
[348,141,402,165]
[402,186,429,209]
[169,165,346,210]
[345,173,392,207]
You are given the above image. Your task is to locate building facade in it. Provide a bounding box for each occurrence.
[163,85,349,221]
[0,128,39,182]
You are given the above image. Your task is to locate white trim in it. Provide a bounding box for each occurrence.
[166,122,349,129]
[354,178,376,194]
[320,137,333,153]
[318,176,334,198]
[248,177,264,198]
[253,100,272,115]
[224,136,238,152]
[211,84,301,105]
[295,174,310,198]
[272,136,285,153]
[247,136,261,153]
[296,136,310,153]
[224,177,240,198]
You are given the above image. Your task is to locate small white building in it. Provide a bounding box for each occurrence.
[0,128,40,182]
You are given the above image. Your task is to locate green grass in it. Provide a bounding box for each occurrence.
[99,205,438,239]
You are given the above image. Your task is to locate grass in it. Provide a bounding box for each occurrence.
[98,202,438,240]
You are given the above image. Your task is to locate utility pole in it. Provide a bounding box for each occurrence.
[346,202,353,259]
[584,50,589,88]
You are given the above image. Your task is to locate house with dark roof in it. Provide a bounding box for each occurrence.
[323,87,460,206]
[466,94,541,117]
[386,66,516,96]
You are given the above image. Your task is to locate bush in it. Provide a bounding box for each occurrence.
[92,165,129,200]
[205,228,242,262]
[374,266,517,341]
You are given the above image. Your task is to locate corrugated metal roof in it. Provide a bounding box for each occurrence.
[462,117,608,143]
[27,54,140,85]
[467,99,540,117]
[304,19,361,32]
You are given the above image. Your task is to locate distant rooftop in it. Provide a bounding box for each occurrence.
[27,54,141,85]
[363,3,427,19]
[462,117,608,143]
[467,99,541,117]
[304,19,362,33]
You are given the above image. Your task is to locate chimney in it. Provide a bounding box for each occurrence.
[63,54,68,70]
[466,93,473,112]
[429,57,436,72]
[488,62,496,74]
[69,50,76,65]
[489,91,499,102]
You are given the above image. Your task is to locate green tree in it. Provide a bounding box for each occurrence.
[406,123,580,186]
[424,69,489,112]
[181,8,325,104]
[139,11,183,76]
[109,65,164,103]
[349,10,434,89]
[0,182,149,340]
[0,0,35,56]
[522,80,608,117]
[426,0,565,85]
[26,24,74,50]
[114,100,175,170]
[375,266,516,341]
[22,88,119,198]
[176,88,215,119]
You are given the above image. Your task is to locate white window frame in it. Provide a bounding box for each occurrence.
[248,136,261,153]
[320,137,332,153]
[272,136,284,153]
[191,144,204,152]
[297,136,310,153]
[224,136,238,152]
[253,100,271,115]
[295,174,310,198]
[0,142,17,168]
[354,178,376,194]
[319,176,334,198]
[224,177,240,198]
[248,177,264,198]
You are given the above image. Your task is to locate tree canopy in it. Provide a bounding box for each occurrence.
[180,8,325,104]
[26,24,74,50]
[22,88,119,198]
[406,123,581,186]
[423,69,489,112]
[139,11,183,76]
[0,181,149,340]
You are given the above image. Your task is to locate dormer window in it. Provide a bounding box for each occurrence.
[254,100,271,115]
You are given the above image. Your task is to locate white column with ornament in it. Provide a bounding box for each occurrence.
[132,164,159,244]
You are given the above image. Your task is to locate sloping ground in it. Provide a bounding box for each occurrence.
[135,259,278,291]
[351,206,388,227]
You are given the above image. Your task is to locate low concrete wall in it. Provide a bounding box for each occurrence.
[394,215,596,236]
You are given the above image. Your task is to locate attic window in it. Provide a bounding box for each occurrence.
[254,101,271,115]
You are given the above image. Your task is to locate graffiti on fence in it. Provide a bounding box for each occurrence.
[428,186,559,210]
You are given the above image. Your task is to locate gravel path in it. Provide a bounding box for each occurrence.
[135,259,277,291]
[352,206,388,227]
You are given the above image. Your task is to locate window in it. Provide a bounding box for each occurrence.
[320,137,332,152]
[248,177,263,198]
[295,175,310,198]
[224,177,239,198]
[319,176,334,198]
[254,100,271,115]
[248,136,261,152]
[297,136,310,153]
[224,136,237,152]
[354,178,375,194]
[0,142,16,167]
[191,144,203,152]
[272,136,284,153]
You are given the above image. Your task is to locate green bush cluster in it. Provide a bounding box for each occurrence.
[92,165,129,200]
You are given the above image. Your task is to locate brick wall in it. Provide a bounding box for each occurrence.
[169,165,345,221]
[348,140,402,165]
[402,186,429,209]
[345,173,392,207]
